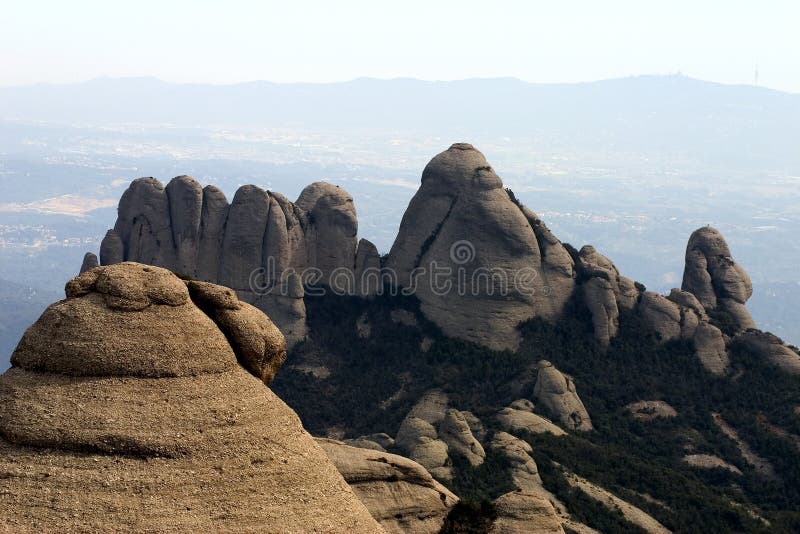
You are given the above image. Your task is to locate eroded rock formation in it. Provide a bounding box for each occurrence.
[386,143,576,351]
[99,176,368,347]
[318,438,458,534]
[533,361,593,431]
[0,262,381,532]
[682,226,755,331]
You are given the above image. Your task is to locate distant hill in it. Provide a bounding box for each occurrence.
[2,75,799,170]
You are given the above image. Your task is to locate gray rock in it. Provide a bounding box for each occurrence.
[682,226,755,331]
[114,177,175,267]
[218,185,271,291]
[693,322,729,375]
[165,176,203,276]
[297,182,358,290]
[99,229,124,265]
[738,331,800,375]
[80,252,99,274]
[534,361,592,431]
[354,238,382,297]
[582,277,619,348]
[196,185,229,282]
[386,143,574,351]
[638,292,682,342]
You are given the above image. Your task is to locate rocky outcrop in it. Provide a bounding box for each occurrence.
[533,361,592,431]
[576,245,642,347]
[681,226,755,331]
[79,252,98,273]
[296,182,358,292]
[393,390,486,479]
[184,279,286,385]
[639,292,683,341]
[490,491,565,534]
[625,401,678,421]
[318,438,458,534]
[496,401,566,437]
[98,176,365,348]
[439,409,486,467]
[738,331,800,376]
[386,143,575,351]
[490,431,543,492]
[0,262,381,532]
[636,289,729,375]
[395,391,454,479]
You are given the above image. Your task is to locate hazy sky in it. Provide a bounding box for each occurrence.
[2,0,798,92]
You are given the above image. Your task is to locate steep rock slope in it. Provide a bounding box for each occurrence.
[386,143,576,351]
[0,263,381,533]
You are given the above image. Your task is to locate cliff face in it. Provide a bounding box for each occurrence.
[0,262,381,532]
[386,143,576,351]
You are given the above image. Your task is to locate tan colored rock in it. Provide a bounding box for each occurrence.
[440,409,486,466]
[14,263,232,378]
[186,280,286,385]
[738,331,800,376]
[682,226,755,331]
[0,263,381,533]
[490,431,542,492]
[693,322,729,375]
[386,143,574,351]
[496,406,566,437]
[638,291,682,342]
[491,491,565,534]
[317,438,458,534]
[534,361,592,431]
[406,389,449,425]
[683,454,742,474]
[396,417,438,452]
[625,401,678,421]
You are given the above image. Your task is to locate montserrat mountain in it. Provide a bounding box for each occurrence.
[93,143,800,377]
[0,262,382,532]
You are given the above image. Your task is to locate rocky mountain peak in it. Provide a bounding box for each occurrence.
[682,225,755,331]
[0,262,381,531]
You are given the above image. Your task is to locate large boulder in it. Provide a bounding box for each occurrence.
[738,331,800,375]
[496,404,566,437]
[318,438,458,534]
[296,182,359,290]
[681,226,755,331]
[439,409,486,467]
[386,143,575,351]
[490,431,543,492]
[490,491,565,534]
[533,361,592,431]
[0,263,381,532]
